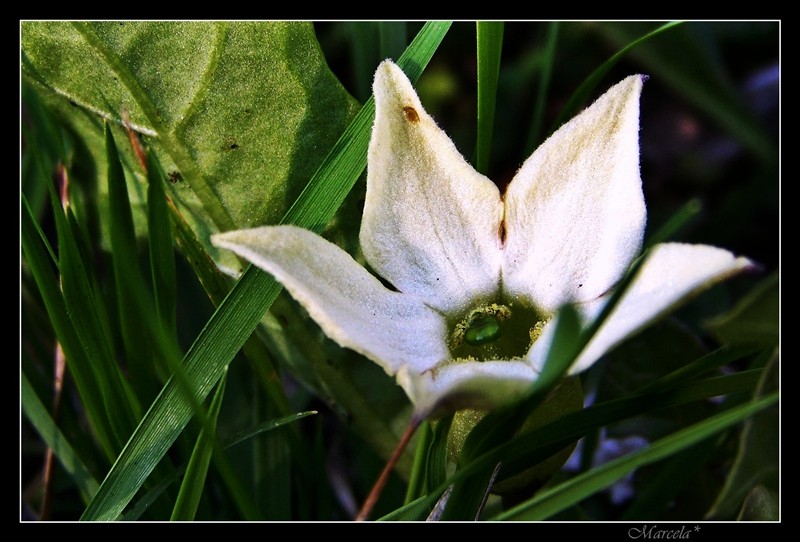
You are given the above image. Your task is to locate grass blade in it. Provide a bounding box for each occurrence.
[121,410,313,521]
[551,21,682,133]
[525,21,559,153]
[52,157,142,450]
[594,22,776,162]
[379,22,407,60]
[493,371,763,488]
[22,195,117,459]
[494,392,778,520]
[167,195,293,418]
[80,22,452,521]
[635,344,758,395]
[105,126,160,397]
[223,412,318,449]
[426,415,453,495]
[349,22,379,103]
[170,372,227,521]
[21,371,101,502]
[146,150,177,336]
[386,368,762,521]
[255,397,292,519]
[644,198,703,248]
[404,420,432,504]
[475,21,504,175]
[620,439,720,520]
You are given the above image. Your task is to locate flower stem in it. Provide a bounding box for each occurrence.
[355,415,422,521]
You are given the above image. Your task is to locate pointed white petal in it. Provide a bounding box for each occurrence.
[361,60,505,315]
[503,75,647,312]
[212,225,451,375]
[398,360,539,417]
[527,243,755,375]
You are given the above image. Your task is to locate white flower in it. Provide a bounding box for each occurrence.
[213,60,753,418]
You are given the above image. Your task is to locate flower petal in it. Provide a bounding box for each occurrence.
[398,360,539,418]
[361,60,505,315]
[502,75,647,312]
[526,243,755,375]
[212,225,451,375]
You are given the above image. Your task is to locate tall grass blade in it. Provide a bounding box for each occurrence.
[21,371,101,502]
[475,21,504,175]
[170,372,228,521]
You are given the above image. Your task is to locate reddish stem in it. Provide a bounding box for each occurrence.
[355,415,422,521]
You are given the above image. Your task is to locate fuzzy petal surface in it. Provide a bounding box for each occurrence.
[212,225,451,375]
[503,75,647,313]
[398,360,540,418]
[527,243,755,375]
[361,60,505,315]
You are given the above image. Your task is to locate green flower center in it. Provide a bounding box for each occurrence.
[448,302,549,362]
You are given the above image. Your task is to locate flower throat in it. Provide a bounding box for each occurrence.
[448,302,548,362]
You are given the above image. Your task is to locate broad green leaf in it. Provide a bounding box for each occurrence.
[79,22,452,521]
[706,272,779,348]
[21,21,360,263]
[494,392,778,520]
[705,351,779,519]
